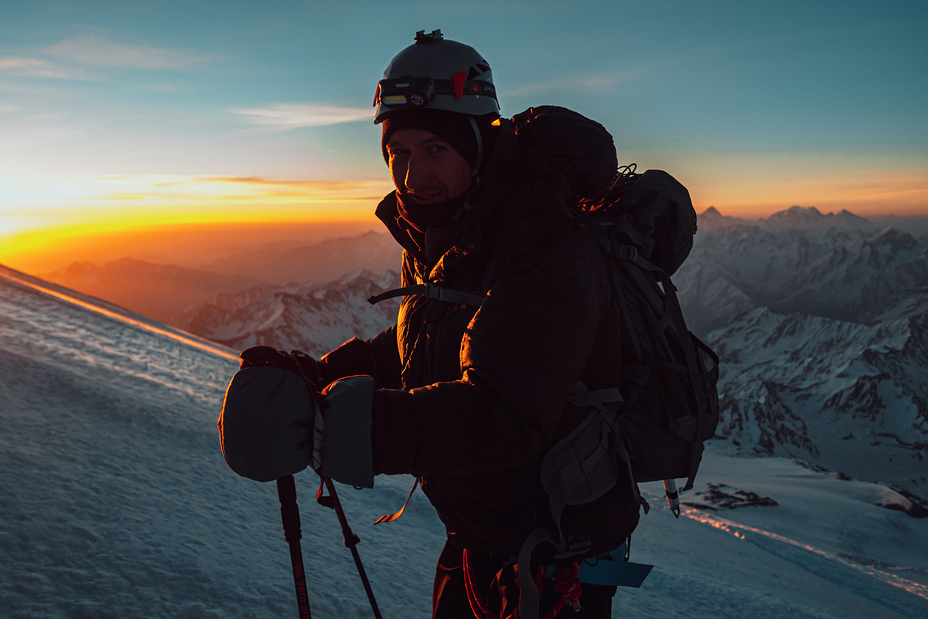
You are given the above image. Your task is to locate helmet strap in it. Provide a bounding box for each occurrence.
[467,115,483,178]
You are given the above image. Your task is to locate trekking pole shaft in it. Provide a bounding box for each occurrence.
[278,475,312,619]
[323,478,383,619]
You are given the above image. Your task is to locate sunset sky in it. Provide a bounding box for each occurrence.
[1,0,926,272]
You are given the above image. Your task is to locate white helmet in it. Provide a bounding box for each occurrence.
[373,30,499,124]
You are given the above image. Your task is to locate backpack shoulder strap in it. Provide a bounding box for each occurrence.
[367,282,487,307]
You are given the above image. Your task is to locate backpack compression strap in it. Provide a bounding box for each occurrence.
[617,243,710,490]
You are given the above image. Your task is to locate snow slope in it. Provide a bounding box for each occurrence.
[1,265,927,618]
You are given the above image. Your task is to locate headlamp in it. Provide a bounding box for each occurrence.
[374,76,497,111]
[377,77,438,109]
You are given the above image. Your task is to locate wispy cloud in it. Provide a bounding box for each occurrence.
[196,176,376,188]
[0,175,392,220]
[0,56,77,79]
[1,35,218,80]
[44,35,220,69]
[194,176,390,201]
[506,41,734,99]
[507,66,647,98]
[230,104,372,130]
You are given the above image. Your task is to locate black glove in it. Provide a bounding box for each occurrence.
[218,347,374,488]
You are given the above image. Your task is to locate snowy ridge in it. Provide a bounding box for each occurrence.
[0,264,238,365]
[0,265,439,617]
[2,266,927,617]
[179,269,401,358]
[709,307,928,498]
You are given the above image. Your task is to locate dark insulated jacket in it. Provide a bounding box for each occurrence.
[319,107,641,558]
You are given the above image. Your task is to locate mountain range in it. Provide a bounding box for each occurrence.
[676,206,928,501]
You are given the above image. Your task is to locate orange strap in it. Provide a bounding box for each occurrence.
[462,549,583,619]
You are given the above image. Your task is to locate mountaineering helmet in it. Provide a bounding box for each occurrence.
[373,29,500,124]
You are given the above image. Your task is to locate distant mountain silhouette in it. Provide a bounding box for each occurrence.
[38,231,403,326]
[198,229,402,285]
[39,258,263,326]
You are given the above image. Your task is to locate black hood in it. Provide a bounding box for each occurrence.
[376,105,618,266]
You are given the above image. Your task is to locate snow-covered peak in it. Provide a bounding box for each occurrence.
[707,306,928,496]
[764,205,875,231]
[697,206,878,234]
[696,206,751,230]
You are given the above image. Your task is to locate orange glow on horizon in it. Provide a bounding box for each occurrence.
[0,174,396,273]
[0,173,394,230]
[686,165,928,220]
[0,217,385,274]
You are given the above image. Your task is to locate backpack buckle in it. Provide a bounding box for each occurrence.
[618,245,639,263]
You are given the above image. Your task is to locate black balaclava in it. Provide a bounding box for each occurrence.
[381,109,497,233]
[381,109,480,170]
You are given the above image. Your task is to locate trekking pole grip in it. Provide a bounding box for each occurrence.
[277,475,312,619]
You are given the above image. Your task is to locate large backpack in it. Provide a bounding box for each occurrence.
[540,162,720,523]
[502,162,720,617]
[568,163,720,496]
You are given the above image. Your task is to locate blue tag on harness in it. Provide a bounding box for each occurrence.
[577,547,653,588]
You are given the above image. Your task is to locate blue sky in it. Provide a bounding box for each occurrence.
[1,0,927,258]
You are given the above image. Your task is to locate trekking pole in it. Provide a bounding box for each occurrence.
[317,477,383,619]
[277,475,312,619]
